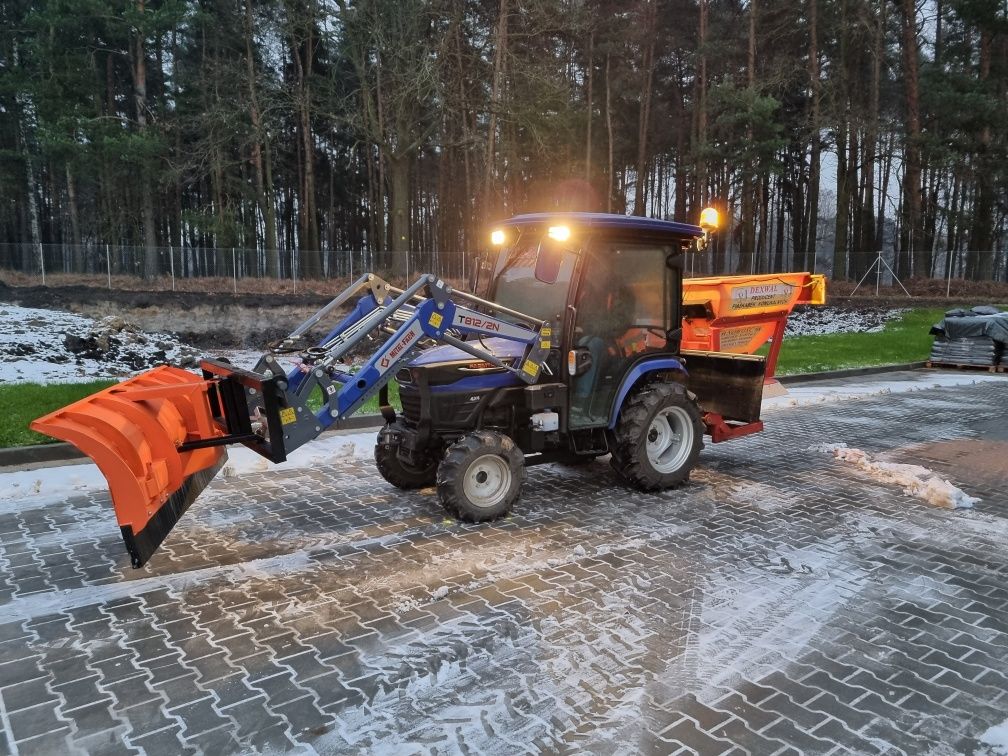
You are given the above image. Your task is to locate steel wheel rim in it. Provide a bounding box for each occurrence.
[646,406,693,474]
[463,454,511,509]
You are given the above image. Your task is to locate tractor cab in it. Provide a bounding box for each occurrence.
[401,213,710,436]
[476,213,706,428]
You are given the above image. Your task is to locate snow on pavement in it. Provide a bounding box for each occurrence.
[813,443,980,509]
[981,720,1008,756]
[763,370,1006,411]
[0,430,380,515]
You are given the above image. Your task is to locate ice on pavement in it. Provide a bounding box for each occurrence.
[764,370,1006,411]
[821,446,980,509]
[0,430,380,513]
[980,720,1008,755]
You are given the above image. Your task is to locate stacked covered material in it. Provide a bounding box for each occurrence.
[930,306,1008,367]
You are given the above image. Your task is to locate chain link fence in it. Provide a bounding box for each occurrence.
[0,242,474,294]
[0,241,1004,296]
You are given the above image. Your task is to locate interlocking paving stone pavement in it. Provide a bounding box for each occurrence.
[1,377,1007,754]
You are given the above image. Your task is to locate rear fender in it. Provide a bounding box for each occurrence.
[607,358,688,429]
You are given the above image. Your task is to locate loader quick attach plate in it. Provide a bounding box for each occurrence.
[30,366,238,567]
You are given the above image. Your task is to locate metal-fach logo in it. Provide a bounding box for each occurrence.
[377,322,422,373]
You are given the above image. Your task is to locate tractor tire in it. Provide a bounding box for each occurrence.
[374,425,439,489]
[437,431,525,522]
[609,382,704,491]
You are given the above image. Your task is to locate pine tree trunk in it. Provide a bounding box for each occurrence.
[899,0,924,278]
[388,153,410,278]
[132,0,158,279]
[605,52,614,213]
[244,0,278,277]
[968,26,994,280]
[483,0,509,220]
[633,1,656,216]
[805,0,821,272]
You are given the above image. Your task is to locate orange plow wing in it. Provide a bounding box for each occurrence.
[30,366,228,568]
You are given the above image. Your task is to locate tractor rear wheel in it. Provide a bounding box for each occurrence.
[609,382,703,491]
[437,431,525,521]
[375,424,439,489]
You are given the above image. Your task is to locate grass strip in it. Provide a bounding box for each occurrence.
[771,308,947,375]
[2,378,401,448]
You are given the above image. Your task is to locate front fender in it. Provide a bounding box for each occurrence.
[607,357,688,429]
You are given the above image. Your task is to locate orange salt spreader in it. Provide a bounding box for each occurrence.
[681,272,827,391]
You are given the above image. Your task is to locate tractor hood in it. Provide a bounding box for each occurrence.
[409,337,525,368]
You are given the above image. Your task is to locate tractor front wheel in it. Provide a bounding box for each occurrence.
[437,431,525,521]
[609,382,704,491]
[375,424,439,489]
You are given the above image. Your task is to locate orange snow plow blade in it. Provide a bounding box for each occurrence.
[30,366,228,568]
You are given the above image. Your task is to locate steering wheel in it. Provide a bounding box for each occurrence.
[628,323,670,340]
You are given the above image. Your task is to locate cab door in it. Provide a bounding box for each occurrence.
[568,239,681,428]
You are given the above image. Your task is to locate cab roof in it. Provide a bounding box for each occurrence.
[500,212,703,239]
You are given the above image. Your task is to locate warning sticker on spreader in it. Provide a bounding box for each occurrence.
[541,326,552,337]
[718,325,764,351]
[730,283,792,312]
[522,360,539,376]
[279,407,297,425]
[428,312,443,329]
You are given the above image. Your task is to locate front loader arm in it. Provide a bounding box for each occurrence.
[31,272,553,567]
[246,275,555,457]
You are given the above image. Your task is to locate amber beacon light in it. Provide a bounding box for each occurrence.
[699,207,720,232]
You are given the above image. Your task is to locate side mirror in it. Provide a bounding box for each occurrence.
[534,245,563,284]
[567,348,593,377]
[468,252,483,292]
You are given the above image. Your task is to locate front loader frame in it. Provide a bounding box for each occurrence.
[199,273,557,466]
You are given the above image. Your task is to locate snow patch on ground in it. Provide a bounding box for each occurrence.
[823,446,979,509]
[785,305,905,337]
[979,719,1008,755]
[0,465,108,513]
[0,429,380,514]
[763,371,1006,411]
[808,442,848,454]
[0,304,203,383]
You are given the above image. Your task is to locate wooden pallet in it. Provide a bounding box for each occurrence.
[926,360,1006,373]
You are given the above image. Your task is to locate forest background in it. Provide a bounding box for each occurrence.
[1,0,1006,285]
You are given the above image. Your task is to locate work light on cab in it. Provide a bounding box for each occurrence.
[547,225,571,242]
[490,229,506,246]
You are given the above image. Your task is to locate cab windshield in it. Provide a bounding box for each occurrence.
[486,232,577,329]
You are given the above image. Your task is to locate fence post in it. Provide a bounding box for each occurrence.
[169,243,176,292]
[946,249,955,298]
[106,244,112,289]
[292,248,297,294]
[232,247,237,295]
[39,243,46,286]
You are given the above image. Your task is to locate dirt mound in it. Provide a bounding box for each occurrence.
[0,305,201,383]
